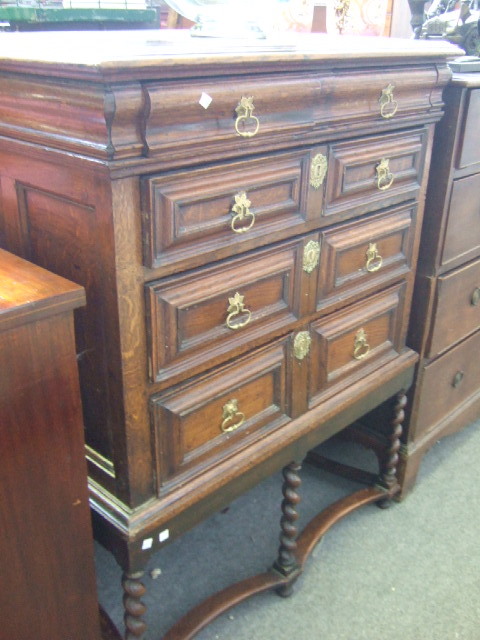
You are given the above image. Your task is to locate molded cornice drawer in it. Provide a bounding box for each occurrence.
[457,89,480,171]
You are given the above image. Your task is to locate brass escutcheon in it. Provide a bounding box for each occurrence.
[221,398,245,433]
[365,242,383,272]
[310,153,328,189]
[231,191,255,234]
[376,158,394,191]
[234,96,260,138]
[353,328,370,360]
[226,292,252,330]
[471,287,480,306]
[303,240,321,274]
[294,331,311,361]
[379,83,398,119]
[452,371,464,388]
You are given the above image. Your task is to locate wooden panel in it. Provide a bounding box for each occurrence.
[414,329,480,438]
[324,128,427,223]
[142,147,324,272]
[316,204,415,313]
[308,283,405,407]
[457,89,480,171]
[427,255,480,357]
[0,254,100,640]
[146,236,316,385]
[151,339,292,488]
[441,173,480,267]
[144,68,440,162]
[14,184,113,464]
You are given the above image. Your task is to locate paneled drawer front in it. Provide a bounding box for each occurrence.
[142,148,324,271]
[441,173,480,267]
[308,283,406,407]
[427,256,480,358]
[457,89,480,171]
[316,204,416,313]
[151,339,291,487]
[146,236,316,384]
[143,68,440,161]
[323,128,428,223]
[415,329,480,438]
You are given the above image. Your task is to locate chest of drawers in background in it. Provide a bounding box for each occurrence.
[393,71,480,495]
[0,31,458,637]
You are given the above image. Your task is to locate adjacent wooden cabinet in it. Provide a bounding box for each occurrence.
[0,250,101,640]
[397,72,480,494]
[0,31,459,638]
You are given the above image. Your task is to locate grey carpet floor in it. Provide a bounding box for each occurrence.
[95,417,480,639]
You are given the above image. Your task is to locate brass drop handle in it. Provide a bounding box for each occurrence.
[379,83,398,119]
[231,192,255,234]
[471,287,480,306]
[353,328,370,360]
[365,242,383,273]
[234,96,260,138]
[452,371,464,388]
[221,398,245,433]
[376,158,394,191]
[226,292,252,330]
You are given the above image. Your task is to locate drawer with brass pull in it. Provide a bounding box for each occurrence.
[425,255,480,358]
[316,203,417,314]
[142,147,325,272]
[150,338,292,488]
[308,282,406,408]
[413,329,480,440]
[323,127,429,224]
[142,68,442,164]
[145,235,318,385]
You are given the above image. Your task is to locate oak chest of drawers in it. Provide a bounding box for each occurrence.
[396,71,480,495]
[0,30,458,637]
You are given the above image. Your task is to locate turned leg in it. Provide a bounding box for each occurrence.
[377,391,406,509]
[273,461,302,597]
[122,571,147,639]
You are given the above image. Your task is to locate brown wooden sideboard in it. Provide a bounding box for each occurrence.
[0,249,101,640]
[0,31,459,638]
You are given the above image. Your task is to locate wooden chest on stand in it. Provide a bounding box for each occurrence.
[0,31,458,638]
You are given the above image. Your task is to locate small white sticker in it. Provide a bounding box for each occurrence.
[142,537,153,550]
[159,529,170,543]
[199,92,213,109]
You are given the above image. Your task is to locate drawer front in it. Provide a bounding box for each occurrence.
[441,173,480,267]
[415,329,480,438]
[316,204,416,314]
[323,128,428,223]
[151,339,291,487]
[142,148,324,271]
[143,68,440,162]
[146,236,316,385]
[427,256,480,357]
[457,89,480,171]
[308,283,406,407]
